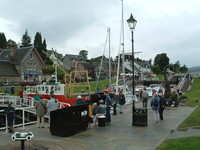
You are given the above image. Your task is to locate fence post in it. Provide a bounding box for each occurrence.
[22,108,25,129]
[5,114,8,133]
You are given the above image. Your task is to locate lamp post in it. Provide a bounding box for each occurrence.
[127,13,137,126]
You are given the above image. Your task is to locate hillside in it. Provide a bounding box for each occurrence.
[188,66,200,72]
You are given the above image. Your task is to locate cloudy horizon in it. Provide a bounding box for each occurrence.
[0,0,200,68]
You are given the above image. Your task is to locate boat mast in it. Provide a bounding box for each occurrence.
[108,27,111,88]
[121,0,126,93]
[95,29,109,91]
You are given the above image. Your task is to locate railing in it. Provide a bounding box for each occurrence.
[177,74,187,91]
[0,107,37,133]
[0,96,71,133]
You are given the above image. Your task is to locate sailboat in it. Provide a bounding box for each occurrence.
[115,0,138,103]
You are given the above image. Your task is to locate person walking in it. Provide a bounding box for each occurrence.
[150,93,160,123]
[112,89,118,115]
[142,87,149,108]
[47,95,58,128]
[118,90,126,114]
[4,103,15,133]
[158,93,166,120]
[104,91,112,122]
[36,96,47,128]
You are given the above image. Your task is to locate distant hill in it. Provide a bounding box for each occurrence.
[188,66,200,72]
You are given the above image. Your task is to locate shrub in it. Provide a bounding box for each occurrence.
[179,95,188,100]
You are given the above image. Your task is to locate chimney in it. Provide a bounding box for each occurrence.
[10,44,17,62]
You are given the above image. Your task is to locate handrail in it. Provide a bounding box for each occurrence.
[0,96,71,133]
[177,74,187,91]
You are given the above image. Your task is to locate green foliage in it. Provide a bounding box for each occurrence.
[180,65,188,73]
[171,61,188,73]
[87,56,108,64]
[179,95,188,100]
[151,65,160,74]
[79,50,88,60]
[178,79,200,128]
[33,33,52,65]
[42,65,55,74]
[170,92,178,101]
[42,65,66,81]
[7,39,17,48]
[156,136,200,150]
[0,32,7,48]
[21,29,32,47]
[154,53,170,73]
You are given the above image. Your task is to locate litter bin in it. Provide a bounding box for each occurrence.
[132,108,147,126]
[98,116,106,127]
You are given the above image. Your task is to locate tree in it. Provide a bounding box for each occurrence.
[154,53,169,73]
[21,29,32,47]
[79,50,88,60]
[151,65,160,74]
[43,38,52,65]
[34,32,43,54]
[7,39,17,48]
[173,61,181,73]
[0,32,7,49]
[180,65,188,73]
[87,56,108,64]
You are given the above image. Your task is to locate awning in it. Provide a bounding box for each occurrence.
[23,72,41,75]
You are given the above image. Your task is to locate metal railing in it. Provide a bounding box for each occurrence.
[0,96,71,133]
[177,74,187,91]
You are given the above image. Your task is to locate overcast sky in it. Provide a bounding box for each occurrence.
[0,0,200,68]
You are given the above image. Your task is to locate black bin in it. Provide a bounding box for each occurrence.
[132,108,147,126]
[50,104,89,137]
[98,116,106,127]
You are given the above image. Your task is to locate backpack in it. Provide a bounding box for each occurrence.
[154,99,158,107]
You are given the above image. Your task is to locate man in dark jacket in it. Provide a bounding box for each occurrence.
[104,91,112,122]
[74,95,85,106]
[158,93,166,120]
[118,90,126,114]
[4,103,15,133]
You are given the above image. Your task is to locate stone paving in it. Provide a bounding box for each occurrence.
[0,101,198,150]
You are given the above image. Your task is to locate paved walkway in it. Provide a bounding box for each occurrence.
[0,102,198,150]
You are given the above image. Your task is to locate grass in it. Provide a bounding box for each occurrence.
[0,86,21,96]
[156,78,200,150]
[178,78,200,129]
[156,136,200,150]
[0,79,116,96]
[65,79,116,94]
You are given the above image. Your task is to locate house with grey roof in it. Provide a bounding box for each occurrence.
[46,49,63,66]
[0,46,45,85]
[94,61,118,79]
[62,54,86,70]
[72,61,95,80]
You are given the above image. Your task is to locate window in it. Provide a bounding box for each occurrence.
[30,53,33,60]
[26,63,29,70]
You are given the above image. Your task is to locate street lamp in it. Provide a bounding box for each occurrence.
[127,13,137,126]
